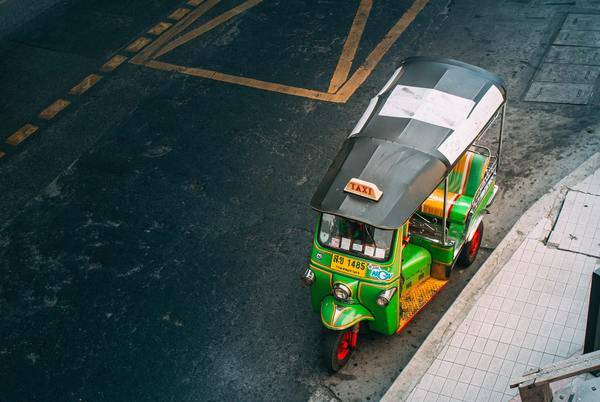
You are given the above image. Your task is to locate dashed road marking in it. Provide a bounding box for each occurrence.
[168,7,191,21]
[135,0,430,103]
[101,55,128,72]
[6,124,39,146]
[126,37,152,53]
[148,22,173,36]
[1,0,211,160]
[69,74,103,95]
[38,99,71,120]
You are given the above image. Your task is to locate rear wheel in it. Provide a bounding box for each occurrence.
[322,325,359,372]
[458,222,483,267]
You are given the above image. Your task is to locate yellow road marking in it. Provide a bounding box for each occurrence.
[187,0,204,5]
[155,0,263,59]
[131,0,222,65]
[101,55,128,72]
[168,7,191,20]
[6,124,39,146]
[328,0,372,93]
[336,0,429,101]
[147,22,172,36]
[69,74,103,95]
[126,37,152,52]
[145,60,343,102]
[38,99,71,120]
[135,0,429,103]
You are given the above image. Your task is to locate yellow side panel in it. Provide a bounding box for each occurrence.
[397,277,448,332]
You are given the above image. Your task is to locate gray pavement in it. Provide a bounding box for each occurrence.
[0,0,599,401]
[383,153,600,402]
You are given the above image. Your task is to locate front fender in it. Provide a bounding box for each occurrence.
[320,296,374,330]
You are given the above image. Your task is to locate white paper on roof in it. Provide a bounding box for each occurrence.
[378,85,475,130]
[437,86,504,163]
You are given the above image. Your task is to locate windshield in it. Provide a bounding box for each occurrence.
[318,213,394,261]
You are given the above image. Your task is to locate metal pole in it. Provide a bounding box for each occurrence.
[584,268,600,354]
[498,102,506,171]
[442,176,448,244]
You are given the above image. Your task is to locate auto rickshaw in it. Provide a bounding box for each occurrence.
[302,57,507,371]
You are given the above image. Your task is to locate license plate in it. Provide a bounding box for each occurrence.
[330,254,368,277]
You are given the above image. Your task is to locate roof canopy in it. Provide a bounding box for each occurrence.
[310,57,506,229]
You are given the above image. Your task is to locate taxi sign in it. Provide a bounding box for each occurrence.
[344,178,383,201]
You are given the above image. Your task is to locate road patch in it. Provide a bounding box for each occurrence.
[525,13,600,105]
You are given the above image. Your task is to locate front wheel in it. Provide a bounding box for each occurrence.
[322,325,359,372]
[458,222,483,267]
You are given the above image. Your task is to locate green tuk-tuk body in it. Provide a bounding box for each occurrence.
[302,57,507,371]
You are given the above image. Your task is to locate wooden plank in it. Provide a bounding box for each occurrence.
[187,0,204,6]
[69,74,103,95]
[518,380,553,402]
[100,55,128,72]
[38,99,71,120]
[0,151,6,159]
[6,124,39,146]
[510,350,600,388]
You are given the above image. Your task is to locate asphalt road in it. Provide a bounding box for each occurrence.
[1,0,599,401]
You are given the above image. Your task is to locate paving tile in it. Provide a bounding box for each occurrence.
[437,361,453,378]
[410,387,428,402]
[471,369,486,387]
[464,385,480,401]
[477,387,492,401]
[408,169,600,400]
[499,359,514,377]
[429,376,445,394]
[447,363,463,382]
[466,351,481,368]
[458,366,475,383]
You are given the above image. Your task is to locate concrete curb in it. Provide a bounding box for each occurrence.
[381,152,600,402]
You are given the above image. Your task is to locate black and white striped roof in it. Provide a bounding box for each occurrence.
[311,57,506,229]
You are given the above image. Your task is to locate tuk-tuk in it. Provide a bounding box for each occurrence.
[302,57,507,371]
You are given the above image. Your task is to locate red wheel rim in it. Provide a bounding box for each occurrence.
[336,332,353,361]
[469,227,482,257]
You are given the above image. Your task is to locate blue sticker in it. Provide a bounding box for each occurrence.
[368,265,393,280]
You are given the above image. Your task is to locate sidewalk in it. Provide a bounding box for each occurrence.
[383,153,600,402]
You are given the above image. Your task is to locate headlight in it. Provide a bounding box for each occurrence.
[301,269,315,286]
[376,288,397,307]
[332,283,351,301]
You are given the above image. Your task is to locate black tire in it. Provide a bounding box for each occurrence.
[322,327,358,372]
[458,222,483,267]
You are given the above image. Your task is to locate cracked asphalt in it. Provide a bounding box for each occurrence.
[0,0,599,401]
